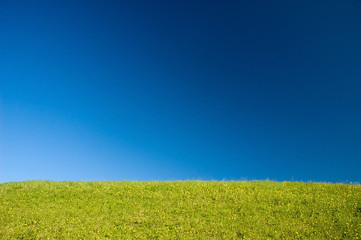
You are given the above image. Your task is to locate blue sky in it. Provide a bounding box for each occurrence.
[1,0,361,183]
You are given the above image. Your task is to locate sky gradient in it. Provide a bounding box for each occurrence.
[1,0,361,183]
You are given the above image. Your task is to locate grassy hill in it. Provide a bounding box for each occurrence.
[0,180,360,239]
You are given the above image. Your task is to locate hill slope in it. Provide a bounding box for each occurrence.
[0,181,360,239]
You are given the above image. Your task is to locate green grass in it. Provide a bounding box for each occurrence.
[0,181,360,239]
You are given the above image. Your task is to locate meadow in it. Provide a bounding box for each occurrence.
[0,180,360,239]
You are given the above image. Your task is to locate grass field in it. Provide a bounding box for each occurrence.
[0,180,360,239]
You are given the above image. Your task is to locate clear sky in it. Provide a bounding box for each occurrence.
[1,0,361,183]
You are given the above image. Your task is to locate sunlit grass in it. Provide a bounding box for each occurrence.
[0,180,360,239]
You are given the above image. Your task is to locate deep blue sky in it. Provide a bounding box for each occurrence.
[1,0,361,183]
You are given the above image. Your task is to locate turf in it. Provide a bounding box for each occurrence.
[0,180,360,239]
